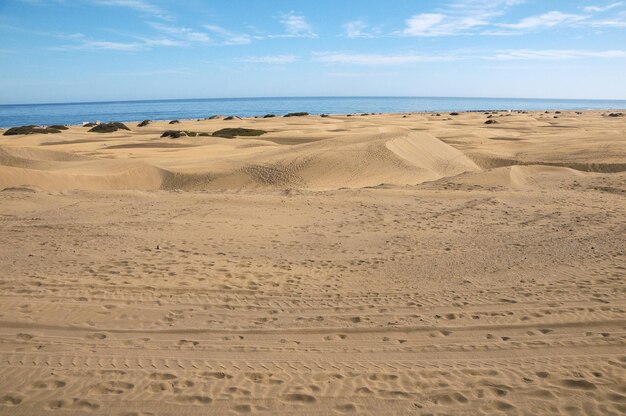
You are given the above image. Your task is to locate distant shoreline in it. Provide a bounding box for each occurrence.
[1,96,625,128]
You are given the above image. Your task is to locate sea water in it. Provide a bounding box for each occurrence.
[1,96,625,128]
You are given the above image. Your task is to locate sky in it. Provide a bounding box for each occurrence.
[0,0,625,104]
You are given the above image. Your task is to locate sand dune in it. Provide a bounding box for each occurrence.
[0,111,625,415]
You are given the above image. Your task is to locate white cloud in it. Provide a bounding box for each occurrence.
[277,12,316,38]
[401,0,524,37]
[240,55,297,64]
[583,2,623,13]
[313,52,456,66]
[93,0,172,20]
[343,20,382,38]
[498,11,587,30]
[204,24,254,45]
[403,14,447,36]
[51,39,144,51]
[344,20,367,38]
[487,49,626,60]
[147,22,211,44]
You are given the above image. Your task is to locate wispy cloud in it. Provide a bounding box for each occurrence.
[147,22,211,44]
[239,54,297,64]
[313,52,456,66]
[487,49,626,60]
[275,12,317,38]
[498,11,587,30]
[93,0,172,20]
[583,2,624,13]
[204,24,255,45]
[400,0,525,37]
[343,20,382,38]
[51,39,145,51]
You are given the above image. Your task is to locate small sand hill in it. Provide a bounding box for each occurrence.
[0,130,481,191]
[0,146,164,191]
[437,164,591,190]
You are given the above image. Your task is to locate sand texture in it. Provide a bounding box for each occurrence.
[0,111,625,415]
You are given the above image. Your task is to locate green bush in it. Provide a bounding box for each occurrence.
[212,128,267,138]
[3,125,61,135]
[284,112,309,117]
[88,122,130,133]
[161,130,187,138]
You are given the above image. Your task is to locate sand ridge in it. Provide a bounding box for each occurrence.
[0,110,625,415]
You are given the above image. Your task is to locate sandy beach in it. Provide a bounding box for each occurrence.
[0,110,625,415]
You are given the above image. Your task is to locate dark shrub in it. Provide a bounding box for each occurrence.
[263,114,276,118]
[484,119,498,124]
[450,112,460,116]
[212,128,267,138]
[284,112,309,117]
[320,114,329,118]
[208,115,221,120]
[137,120,151,127]
[198,132,211,136]
[88,122,130,133]
[83,122,97,127]
[608,112,624,117]
[48,125,69,130]
[224,116,241,121]
[161,130,187,138]
[3,125,61,135]
[169,120,180,124]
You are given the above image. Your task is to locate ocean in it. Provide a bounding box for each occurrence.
[1,96,625,128]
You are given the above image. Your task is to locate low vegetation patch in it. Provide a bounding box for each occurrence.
[3,125,62,135]
[169,120,180,124]
[161,130,213,138]
[263,114,276,118]
[284,112,309,117]
[212,128,267,138]
[137,120,151,127]
[48,124,69,130]
[608,112,624,117]
[224,116,242,121]
[88,122,130,133]
[484,119,498,124]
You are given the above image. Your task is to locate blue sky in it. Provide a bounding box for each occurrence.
[0,0,625,104]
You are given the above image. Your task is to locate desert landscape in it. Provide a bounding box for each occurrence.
[0,111,625,415]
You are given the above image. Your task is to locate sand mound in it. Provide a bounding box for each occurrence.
[0,146,165,191]
[212,131,481,190]
[0,131,482,191]
[435,164,593,190]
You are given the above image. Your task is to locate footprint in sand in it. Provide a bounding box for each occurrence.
[0,394,23,406]
[47,398,100,411]
[334,403,357,413]
[281,393,317,404]
[233,404,252,413]
[174,395,212,405]
[88,381,134,395]
[85,333,107,340]
[29,379,66,389]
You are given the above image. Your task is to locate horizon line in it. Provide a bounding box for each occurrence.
[2,95,626,107]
